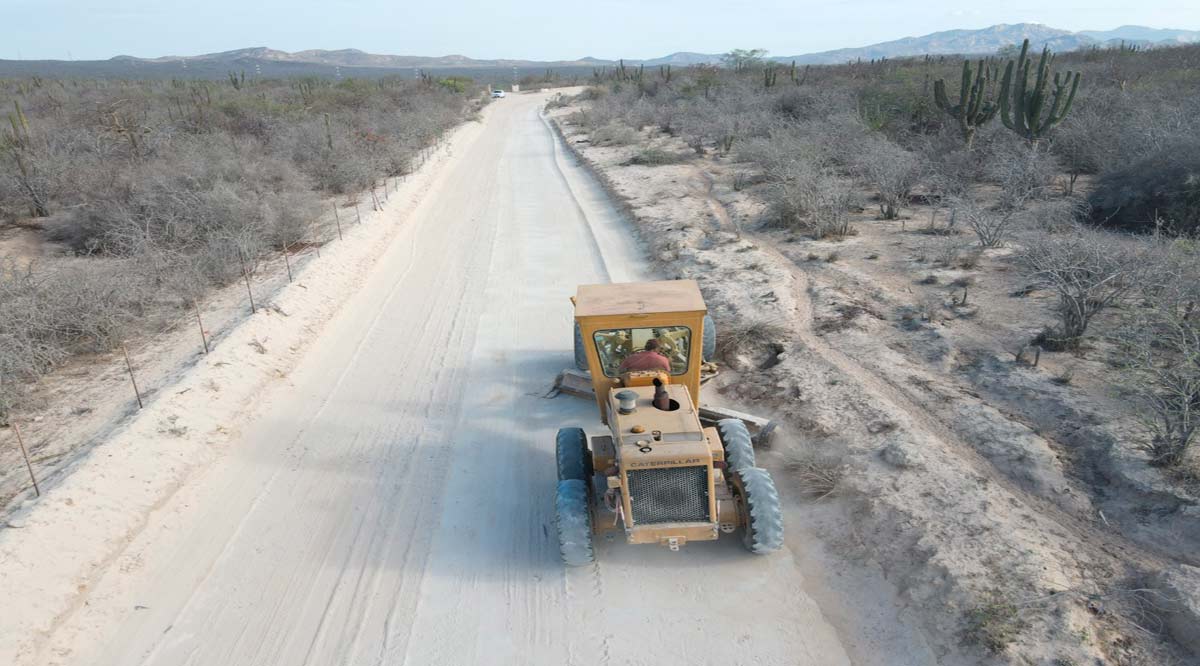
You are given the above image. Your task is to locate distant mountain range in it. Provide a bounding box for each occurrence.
[2,23,1197,79]
[637,24,1200,66]
[123,47,602,70]
[771,23,1200,65]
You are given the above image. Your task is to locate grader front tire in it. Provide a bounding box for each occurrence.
[555,479,595,566]
[556,427,592,481]
[717,418,756,472]
[737,467,784,555]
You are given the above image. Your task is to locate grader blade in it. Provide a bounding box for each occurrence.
[551,367,777,447]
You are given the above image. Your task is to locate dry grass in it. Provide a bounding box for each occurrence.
[715,318,790,361]
[782,443,845,500]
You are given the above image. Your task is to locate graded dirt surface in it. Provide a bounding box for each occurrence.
[0,92,929,665]
[544,101,1200,665]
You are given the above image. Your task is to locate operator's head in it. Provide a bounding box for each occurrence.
[644,339,660,352]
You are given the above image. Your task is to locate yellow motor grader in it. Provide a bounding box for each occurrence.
[555,279,783,566]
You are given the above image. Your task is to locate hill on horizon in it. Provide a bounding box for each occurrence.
[2,22,1197,79]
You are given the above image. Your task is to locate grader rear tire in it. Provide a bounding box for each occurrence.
[737,467,784,554]
[556,427,592,481]
[555,479,595,566]
[717,418,756,472]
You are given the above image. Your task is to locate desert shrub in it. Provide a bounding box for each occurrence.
[783,442,845,500]
[1029,197,1089,233]
[716,318,789,362]
[807,174,859,239]
[544,93,571,110]
[1019,228,1151,349]
[760,163,857,238]
[0,75,471,414]
[627,147,692,166]
[575,86,606,102]
[1113,244,1200,468]
[1050,104,1115,195]
[0,258,150,418]
[964,589,1029,654]
[1087,141,1200,236]
[987,139,1062,210]
[857,135,921,219]
[590,122,639,146]
[953,196,1020,248]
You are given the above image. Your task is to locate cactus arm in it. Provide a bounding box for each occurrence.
[1053,72,1080,124]
[999,60,1016,130]
[958,60,971,110]
[933,79,951,111]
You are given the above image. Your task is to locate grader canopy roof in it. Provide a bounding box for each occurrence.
[574,280,706,318]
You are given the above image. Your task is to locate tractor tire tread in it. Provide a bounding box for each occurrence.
[718,418,756,472]
[556,427,591,481]
[702,314,716,362]
[573,322,588,371]
[556,479,595,566]
[738,467,784,554]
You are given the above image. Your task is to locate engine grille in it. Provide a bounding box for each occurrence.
[627,466,709,525]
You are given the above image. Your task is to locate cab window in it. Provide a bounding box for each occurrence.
[592,326,691,378]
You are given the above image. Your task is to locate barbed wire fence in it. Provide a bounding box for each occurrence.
[0,137,449,509]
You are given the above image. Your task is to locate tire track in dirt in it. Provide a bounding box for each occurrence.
[687,163,1169,574]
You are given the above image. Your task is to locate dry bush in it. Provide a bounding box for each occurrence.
[783,443,845,500]
[1112,245,1200,468]
[715,318,789,362]
[1030,196,1089,234]
[857,135,922,220]
[987,140,1062,210]
[932,237,972,267]
[1088,140,1200,236]
[964,589,1029,654]
[627,147,691,166]
[591,122,639,146]
[0,75,471,413]
[0,258,149,418]
[1019,228,1152,349]
[761,163,858,239]
[952,196,1022,248]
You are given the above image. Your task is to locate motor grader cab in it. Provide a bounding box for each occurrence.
[554,279,784,566]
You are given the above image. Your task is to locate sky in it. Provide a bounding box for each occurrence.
[2,0,1199,61]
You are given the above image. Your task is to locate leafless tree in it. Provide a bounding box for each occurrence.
[858,136,921,220]
[1018,229,1150,349]
[1112,245,1200,467]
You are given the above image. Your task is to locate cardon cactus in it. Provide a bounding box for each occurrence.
[934,59,999,148]
[999,39,1081,144]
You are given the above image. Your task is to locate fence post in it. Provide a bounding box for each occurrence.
[238,249,257,314]
[121,343,144,409]
[282,241,293,283]
[12,422,39,497]
[332,203,343,241]
[194,301,209,354]
[355,203,362,224]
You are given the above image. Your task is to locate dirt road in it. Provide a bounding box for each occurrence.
[17,93,895,666]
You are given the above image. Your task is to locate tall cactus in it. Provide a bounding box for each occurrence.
[934,59,999,149]
[998,39,1081,144]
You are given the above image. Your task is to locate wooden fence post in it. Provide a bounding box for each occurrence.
[121,343,143,409]
[12,422,39,497]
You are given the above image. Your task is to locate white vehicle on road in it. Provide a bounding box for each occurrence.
[491,89,506,98]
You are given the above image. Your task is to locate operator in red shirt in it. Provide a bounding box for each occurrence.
[618,339,671,373]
